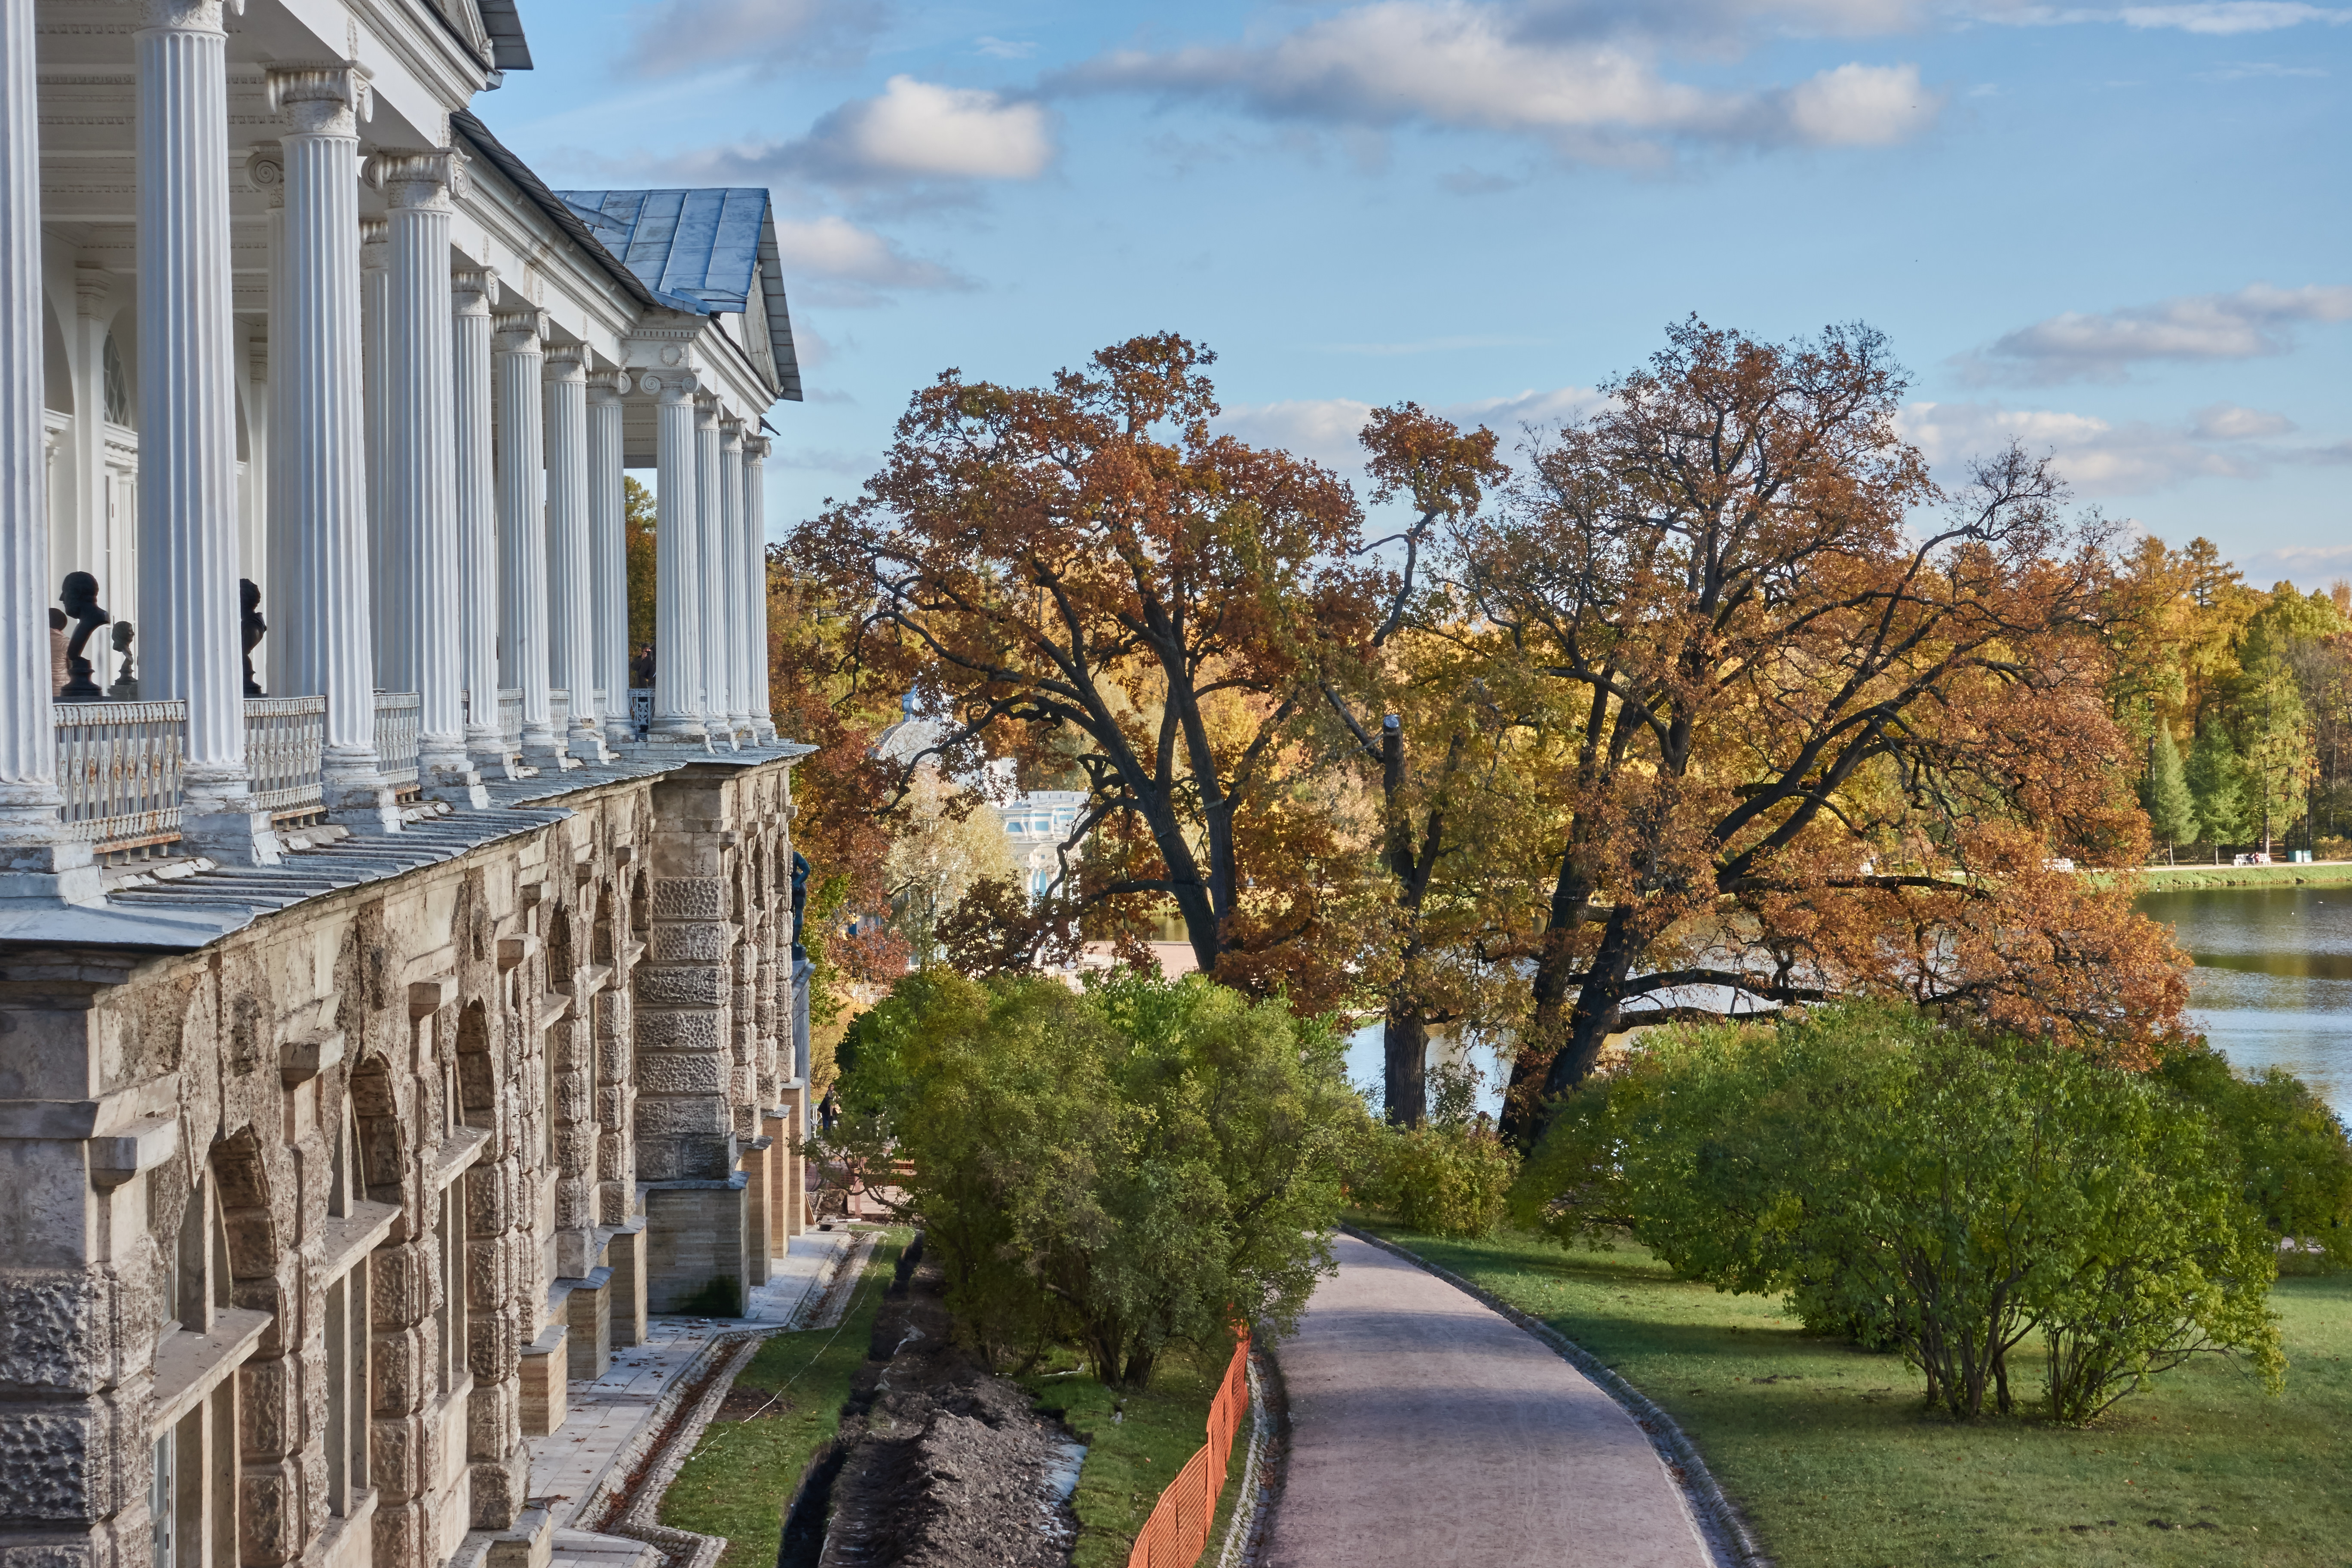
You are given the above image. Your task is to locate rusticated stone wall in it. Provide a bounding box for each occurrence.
[0,753,804,1568]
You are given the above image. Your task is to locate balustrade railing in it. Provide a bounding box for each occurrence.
[55,699,186,854]
[245,696,327,819]
[373,692,420,793]
[550,688,570,743]
[628,687,651,736]
[498,688,523,744]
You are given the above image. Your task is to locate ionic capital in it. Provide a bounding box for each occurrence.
[265,61,374,138]
[74,262,110,320]
[366,147,467,211]
[743,436,772,462]
[719,419,744,452]
[135,0,243,34]
[492,309,547,352]
[543,342,588,380]
[245,143,284,210]
[585,370,628,407]
[450,266,498,315]
[693,395,719,430]
[640,372,700,404]
[358,215,389,263]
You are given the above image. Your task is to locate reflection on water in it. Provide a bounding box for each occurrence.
[1342,1020,1509,1121]
[2136,887,2352,1115]
[1338,887,2352,1121]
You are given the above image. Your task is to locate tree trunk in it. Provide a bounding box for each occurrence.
[1384,1002,1427,1128]
[1501,848,1598,1145]
[1540,906,1640,1104]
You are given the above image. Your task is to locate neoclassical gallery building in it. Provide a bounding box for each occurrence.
[0,7,819,1568]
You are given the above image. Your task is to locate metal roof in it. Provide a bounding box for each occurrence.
[554,188,803,403]
[477,0,534,70]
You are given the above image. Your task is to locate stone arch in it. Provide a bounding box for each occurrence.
[591,881,618,967]
[40,297,70,414]
[456,1000,496,1130]
[548,904,575,992]
[346,1052,409,1209]
[208,1126,280,1292]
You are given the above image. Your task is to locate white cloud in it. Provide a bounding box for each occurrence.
[1898,400,2268,494]
[784,76,1055,183]
[1981,2,2352,30]
[772,216,971,305]
[2190,402,2295,439]
[1050,2,1943,162]
[975,36,1037,59]
[1784,60,1938,143]
[1960,283,2352,383]
[1215,385,1606,476]
[622,0,886,75]
[830,76,1054,178]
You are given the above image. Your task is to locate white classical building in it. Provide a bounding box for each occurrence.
[0,14,827,1568]
[8,0,797,882]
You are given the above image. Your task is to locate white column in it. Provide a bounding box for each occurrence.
[718,420,752,741]
[451,267,509,778]
[744,435,776,744]
[494,308,564,770]
[372,150,481,805]
[0,0,91,892]
[137,0,276,864]
[542,346,602,763]
[694,398,732,747]
[586,371,629,730]
[270,64,396,830]
[645,373,706,745]
[361,216,392,690]
[250,141,286,696]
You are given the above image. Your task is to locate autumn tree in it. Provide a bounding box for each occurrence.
[1314,404,1559,1125]
[1455,318,2187,1141]
[625,476,657,660]
[792,334,1387,1009]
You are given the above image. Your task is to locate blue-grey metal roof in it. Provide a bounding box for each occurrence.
[554,188,803,403]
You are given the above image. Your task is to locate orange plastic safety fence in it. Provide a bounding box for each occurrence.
[1126,1329,1252,1568]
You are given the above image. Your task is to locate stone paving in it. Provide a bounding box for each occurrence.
[1264,1233,1717,1568]
[530,1228,869,1568]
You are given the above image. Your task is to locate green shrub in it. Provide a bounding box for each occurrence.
[1358,1123,1519,1237]
[2152,1040,2352,1267]
[819,968,1366,1387]
[1513,1003,2286,1422]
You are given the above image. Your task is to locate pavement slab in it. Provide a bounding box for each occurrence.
[1263,1232,1715,1568]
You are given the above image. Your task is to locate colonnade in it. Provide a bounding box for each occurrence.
[0,0,781,881]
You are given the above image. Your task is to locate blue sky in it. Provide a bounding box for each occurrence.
[487,0,2351,585]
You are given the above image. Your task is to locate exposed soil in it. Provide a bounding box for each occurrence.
[795,1240,1079,1568]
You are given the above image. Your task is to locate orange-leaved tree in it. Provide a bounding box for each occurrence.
[791,334,1390,1009]
[1457,319,2188,1141]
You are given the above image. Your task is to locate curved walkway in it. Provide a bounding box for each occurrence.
[1262,1232,1716,1568]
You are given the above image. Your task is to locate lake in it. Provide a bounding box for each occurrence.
[1343,886,2352,1120]
[2137,885,2352,1114]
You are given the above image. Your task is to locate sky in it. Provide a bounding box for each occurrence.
[486,0,2352,587]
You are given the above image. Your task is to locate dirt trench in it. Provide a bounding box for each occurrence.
[783,1240,1082,1568]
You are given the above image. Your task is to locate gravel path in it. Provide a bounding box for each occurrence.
[1262,1232,1717,1568]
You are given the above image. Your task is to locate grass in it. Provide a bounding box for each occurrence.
[2128,861,2352,889]
[1020,1331,1251,1568]
[1351,1216,2352,1568]
[658,1228,911,1568]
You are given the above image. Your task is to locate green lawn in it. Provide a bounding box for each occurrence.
[1352,1217,2352,1568]
[2130,861,2352,890]
[1020,1332,1251,1568]
[658,1229,911,1568]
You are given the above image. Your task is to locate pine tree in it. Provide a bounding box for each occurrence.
[2187,721,2250,860]
[2144,724,2196,864]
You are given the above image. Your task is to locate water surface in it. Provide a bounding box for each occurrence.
[2136,886,2352,1114]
